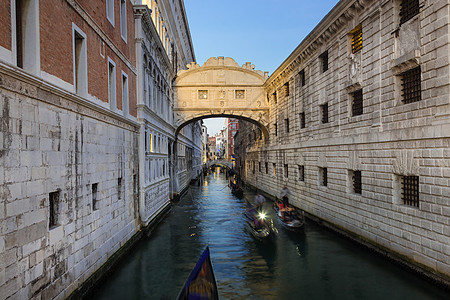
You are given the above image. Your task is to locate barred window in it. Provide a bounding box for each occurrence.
[353,170,362,194]
[284,164,288,178]
[49,191,60,228]
[252,161,255,174]
[319,167,328,186]
[351,24,362,54]
[319,50,329,72]
[298,165,305,181]
[401,67,421,104]
[259,162,261,172]
[300,112,306,129]
[285,118,290,133]
[265,162,268,174]
[235,90,245,99]
[299,69,306,87]
[321,103,329,124]
[284,82,290,96]
[402,176,419,207]
[274,123,278,136]
[400,0,419,25]
[198,90,208,99]
[352,89,363,116]
[92,183,99,210]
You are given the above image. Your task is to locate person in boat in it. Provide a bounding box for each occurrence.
[280,185,290,207]
[254,192,266,212]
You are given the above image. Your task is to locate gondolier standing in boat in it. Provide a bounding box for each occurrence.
[254,192,266,212]
[280,185,290,207]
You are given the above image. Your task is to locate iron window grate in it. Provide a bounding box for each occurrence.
[319,50,328,72]
[402,176,419,207]
[298,165,305,181]
[401,67,421,104]
[284,82,290,96]
[353,170,362,194]
[400,0,419,25]
[351,24,363,54]
[321,167,328,186]
[299,69,306,87]
[352,89,363,116]
[285,118,290,133]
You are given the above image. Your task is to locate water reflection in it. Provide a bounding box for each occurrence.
[90,169,448,300]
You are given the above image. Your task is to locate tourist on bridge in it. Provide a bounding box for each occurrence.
[280,185,290,207]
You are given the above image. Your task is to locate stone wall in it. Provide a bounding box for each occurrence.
[241,0,450,283]
[0,69,140,299]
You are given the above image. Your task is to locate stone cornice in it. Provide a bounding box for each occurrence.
[66,0,137,75]
[265,0,372,91]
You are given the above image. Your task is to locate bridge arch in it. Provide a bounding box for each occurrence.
[174,57,269,138]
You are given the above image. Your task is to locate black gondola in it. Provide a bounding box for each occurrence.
[273,201,305,232]
[177,246,219,300]
[244,206,277,243]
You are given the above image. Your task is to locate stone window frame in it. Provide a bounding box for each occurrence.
[347,170,362,194]
[107,57,117,111]
[299,111,306,129]
[284,164,288,178]
[298,69,306,87]
[121,71,129,116]
[319,167,328,187]
[49,190,61,229]
[117,177,123,200]
[272,163,276,177]
[350,24,363,54]
[351,89,363,117]
[235,89,246,100]
[285,118,290,133]
[198,90,208,100]
[320,102,329,124]
[319,50,329,73]
[92,183,99,211]
[72,23,88,98]
[265,162,268,174]
[284,82,290,97]
[120,0,127,42]
[393,174,420,208]
[106,0,115,27]
[298,165,305,182]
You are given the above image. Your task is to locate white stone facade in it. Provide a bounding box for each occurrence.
[241,0,450,282]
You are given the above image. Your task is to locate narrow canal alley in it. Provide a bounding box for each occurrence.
[89,169,448,299]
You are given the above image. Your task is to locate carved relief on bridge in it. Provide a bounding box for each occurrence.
[174,57,269,128]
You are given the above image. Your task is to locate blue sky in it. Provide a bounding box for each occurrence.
[183,0,340,135]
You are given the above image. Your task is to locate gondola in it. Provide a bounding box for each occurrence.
[244,207,277,243]
[273,202,305,232]
[177,246,219,300]
[231,186,244,198]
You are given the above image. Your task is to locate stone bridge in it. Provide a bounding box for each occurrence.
[174,57,270,138]
[206,159,233,169]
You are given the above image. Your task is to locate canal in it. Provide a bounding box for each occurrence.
[89,169,448,299]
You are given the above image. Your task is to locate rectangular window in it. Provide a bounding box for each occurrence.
[319,50,329,72]
[198,90,208,99]
[15,0,39,73]
[284,82,289,96]
[272,91,277,104]
[73,27,87,97]
[300,112,306,129]
[400,0,419,25]
[402,175,419,207]
[284,164,288,178]
[351,24,363,54]
[285,118,289,133]
[319,167,328,186]
[273,163,276,176]
[108,59,117,110]
[118,177,123,200]
[252,161,255,174]
[352,89,363,116]
[352,170,362,194]
[120,0,127,41]
[122,72,129,116]
[298,165,305,181]
[259,162,261,172]
[106,0,115,26]
[321,103,329,124]
[299,69,305,87]
[49,191,60,228]
[274,123,278,136]
[235,90,245,99]
[401,66,421,104]
[265,162,268,174]
[92,183,99,210]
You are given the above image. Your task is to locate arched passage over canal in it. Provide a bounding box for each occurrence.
[89,169,449,299]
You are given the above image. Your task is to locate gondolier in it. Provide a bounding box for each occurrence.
[280,185,290,207]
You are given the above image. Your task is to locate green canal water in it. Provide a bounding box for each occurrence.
[89,169,449,299]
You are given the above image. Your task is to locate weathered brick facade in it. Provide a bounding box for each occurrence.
[238,0,450,284]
